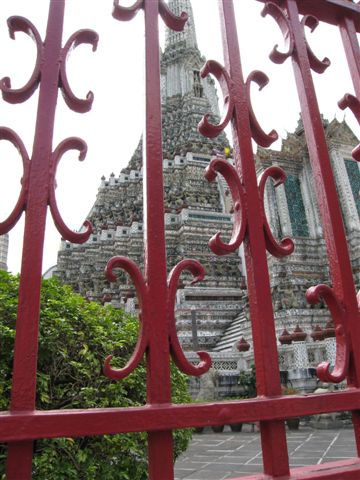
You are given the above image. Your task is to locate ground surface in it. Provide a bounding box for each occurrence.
[174,425,356,479]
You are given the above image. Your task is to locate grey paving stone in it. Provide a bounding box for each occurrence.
[184,470,231,480]
[174,428,357,480]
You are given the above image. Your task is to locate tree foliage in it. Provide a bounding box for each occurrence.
[238,365,257,399]
[0,271,192,479]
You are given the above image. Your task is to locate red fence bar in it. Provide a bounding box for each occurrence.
[338,12,360,160]
[141,1,173,477]
[108,2,206,478]
[0,389,360,442]
[0,1,98,476]
[108,0,176,475]
[4,2,65,477]
[198,0,295,476]
[260,0,360,456]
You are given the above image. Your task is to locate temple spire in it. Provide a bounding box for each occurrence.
[165,0,198,49]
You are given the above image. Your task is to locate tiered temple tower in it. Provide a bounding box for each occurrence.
[56,0,246,353]
[56,0,360,393]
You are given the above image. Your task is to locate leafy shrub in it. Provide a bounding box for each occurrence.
[0,271,192,479]
[238,365,257,399]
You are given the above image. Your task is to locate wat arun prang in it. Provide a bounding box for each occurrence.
[56,0,360,396]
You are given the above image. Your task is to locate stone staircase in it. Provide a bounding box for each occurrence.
[175,287,243,351]
[212,305,248,352]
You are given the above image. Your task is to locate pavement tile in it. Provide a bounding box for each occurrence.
[175,428,357,480]
[184,469,231,479]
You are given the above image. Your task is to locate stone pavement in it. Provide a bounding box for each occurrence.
[174,425,357,479]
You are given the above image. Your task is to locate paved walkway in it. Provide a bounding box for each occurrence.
[174,425,357,479]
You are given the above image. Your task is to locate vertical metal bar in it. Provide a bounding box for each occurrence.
[337,12,360,457]
[285,0,360,451]
[339,15,360,99]
[6,1,64,478]
[143,1,174,478]
[218,1,289,476]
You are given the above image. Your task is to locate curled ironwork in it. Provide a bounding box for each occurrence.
[246,70,278,147]
[204,157,247,255]
[49,138,92,243]
[199,62,278,147]
[338,93,360,161]
[113,0,188,30]
[258,166,294,257]
[59,29,99,113]
[103,257,149,380]
[306,284,349,383]
[198,60,233,138]
[0,16,43,103]
[301,15,331,74]
[113,0,144,21]
[167,259,212,375]
[261,2,294,64]
[158,0,188,30]
[0,127,30,234]
[263,4,330,74]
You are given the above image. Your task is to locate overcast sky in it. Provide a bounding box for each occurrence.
[0,0,358,274]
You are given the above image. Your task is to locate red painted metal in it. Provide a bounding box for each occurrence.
[0,0,360,478]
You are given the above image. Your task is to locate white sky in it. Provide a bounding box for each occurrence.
[0,0,358,274]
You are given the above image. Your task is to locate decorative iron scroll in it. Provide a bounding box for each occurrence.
[199,61,278,147]
[49,138,92,243]
[0,13,96,243]
[103,257,211,380]
[0,16,43,103]
[0,128,30,234]
[306,284,349,383]
[258,166,294,257]
[338,93,360,160]
[104,256,148,380]
[204,157,247,255]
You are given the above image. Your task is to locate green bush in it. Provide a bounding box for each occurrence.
[238,365,257,399]
[0,271,192,479]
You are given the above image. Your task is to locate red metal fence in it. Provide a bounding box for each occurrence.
[1,0,360,478]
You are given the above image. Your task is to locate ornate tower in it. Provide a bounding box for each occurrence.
[161,0,223,158]
[56,0,246,352]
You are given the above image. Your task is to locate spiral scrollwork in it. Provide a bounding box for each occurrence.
[301,16,331,74]
[158,0,188,31]
[113,0,188,31]
[168,259,212,376]
[59,30,99,113]
[338,94,360,161]
[199,62,278,148]
[49,138,92,243]
[0,127,30,234]
[246,71,278,148]
[262,4,330,74]
[261,2,294,64]
[198,60,233,139]
[113,0,144,21]
[0,16,43,103]
[204,157,247,255]
[306,284,349,383]
[103,257,149,380]
[258,166,294,257]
